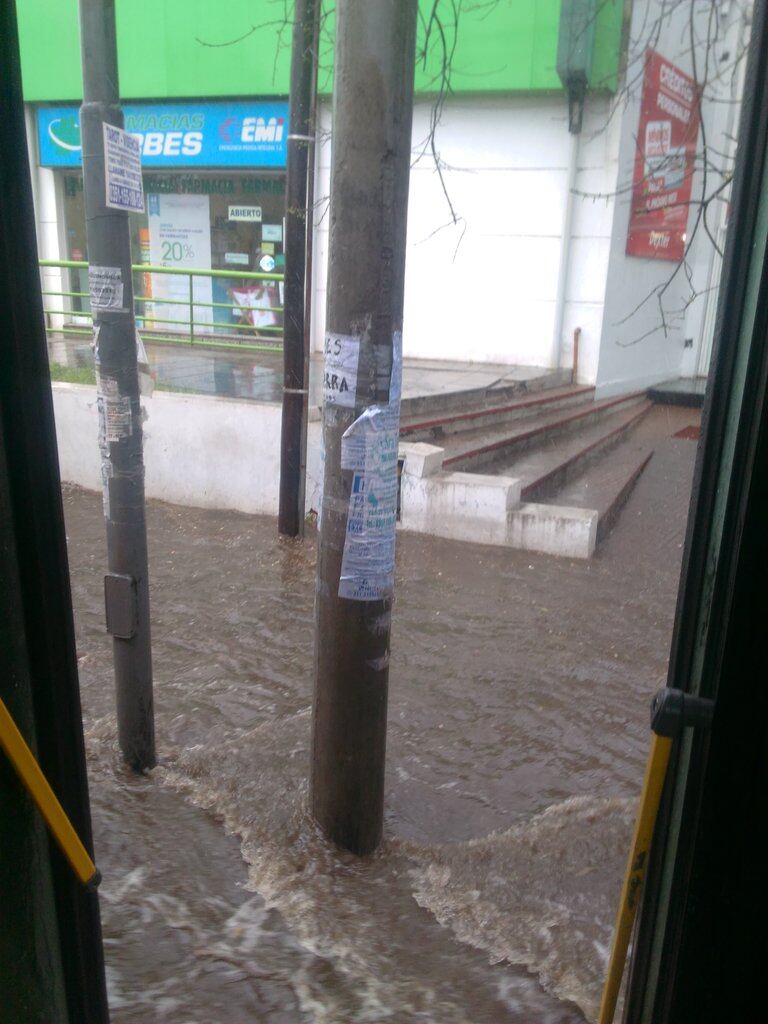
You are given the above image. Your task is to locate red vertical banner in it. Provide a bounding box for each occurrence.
[626,50,701,262]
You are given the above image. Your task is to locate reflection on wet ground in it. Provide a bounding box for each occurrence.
[48,334,557,406]
[66,412,698,1022]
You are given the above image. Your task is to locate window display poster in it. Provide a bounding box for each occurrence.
[626,50,700,263]
[147,193,213,334]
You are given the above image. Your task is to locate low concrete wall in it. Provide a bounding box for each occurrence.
[507,503,597,559]
[400,469,520,546]
[53,384,597,558]
[398,441,597,558]
[52,383,324,517]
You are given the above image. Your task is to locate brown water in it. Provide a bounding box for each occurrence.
[65,421,697,1023]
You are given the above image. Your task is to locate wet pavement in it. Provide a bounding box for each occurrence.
[48,333,560,408]
[66,413,699,1023]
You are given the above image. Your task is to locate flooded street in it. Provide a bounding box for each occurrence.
[65,421,697,1023]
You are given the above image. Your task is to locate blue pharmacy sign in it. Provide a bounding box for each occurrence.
[37,101,288,169]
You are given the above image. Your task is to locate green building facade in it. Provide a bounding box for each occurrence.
[18,0,624,101]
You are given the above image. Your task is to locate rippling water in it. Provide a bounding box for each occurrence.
[65,420,697,1023]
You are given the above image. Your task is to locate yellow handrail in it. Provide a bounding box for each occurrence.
[0,696,99,888]
[597,731,672,1023]
[598,687,713,1024]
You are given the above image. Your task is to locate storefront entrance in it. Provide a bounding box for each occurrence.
[39,100,288,341]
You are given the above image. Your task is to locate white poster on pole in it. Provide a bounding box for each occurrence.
[103,123,144,213]
[147,193,213,335]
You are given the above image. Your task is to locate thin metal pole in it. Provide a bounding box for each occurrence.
[278,0,320,537]
[299,1,320,526]
[572,326,581,383]
[310,0,417,855]
[78,0,155,770]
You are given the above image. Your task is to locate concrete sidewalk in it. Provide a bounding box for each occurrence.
[48,333,562,409]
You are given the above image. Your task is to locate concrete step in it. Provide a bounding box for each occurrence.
[399,383,595,442]
[549,437,655,544]
[398,366,572,420]
[648,377,707,408]
[440,390,647,474]
[513,402,652,500]
[517,402,652,500]
[398,402,698,561]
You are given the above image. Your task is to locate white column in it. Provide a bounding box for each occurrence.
[310,98,332,357]
[551,128,580,372]
[25,105,65,330]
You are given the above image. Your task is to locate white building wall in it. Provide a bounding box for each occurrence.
[24,91,625,388]
[27,3,749,396]
[311,93,623,383]
[594,0,750,395]
[680,3,751,380]
[562,96,623,384]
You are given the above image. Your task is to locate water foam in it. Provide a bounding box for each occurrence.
[155,712,487,1023]
[84,707,634,1021]
[144,709,632,1022]
[407,796,634,1021]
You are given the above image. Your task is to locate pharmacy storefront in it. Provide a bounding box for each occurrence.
[36,101,288,336]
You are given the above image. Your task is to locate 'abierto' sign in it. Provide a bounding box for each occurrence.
[103,123,144,214]
[228,205,262,222]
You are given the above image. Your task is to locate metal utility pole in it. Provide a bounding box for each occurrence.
[310,0,417,855]
[278,0,320,537]
[79,0,155,770]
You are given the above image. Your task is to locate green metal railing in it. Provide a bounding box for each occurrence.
[39,259,284,352]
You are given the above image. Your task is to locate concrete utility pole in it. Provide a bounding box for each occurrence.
[310,0,417,855]
[278,0,320,538]
[79,0,155,770]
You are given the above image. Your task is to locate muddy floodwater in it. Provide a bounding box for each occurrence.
[65,420,697,1023]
